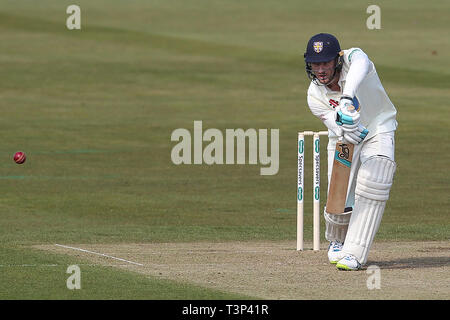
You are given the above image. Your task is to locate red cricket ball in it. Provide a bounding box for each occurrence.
[14,151,26,164]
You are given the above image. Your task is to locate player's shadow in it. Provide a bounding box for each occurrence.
[367,256,450,270]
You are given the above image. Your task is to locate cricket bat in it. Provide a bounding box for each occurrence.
[326,138,354,214]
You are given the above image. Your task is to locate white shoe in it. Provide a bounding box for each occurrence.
[327,241,345,264]
[336,254,362,271]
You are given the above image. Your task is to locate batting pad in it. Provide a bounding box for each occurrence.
[342,156,396,264]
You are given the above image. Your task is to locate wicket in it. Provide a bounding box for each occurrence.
[297,131,328,251]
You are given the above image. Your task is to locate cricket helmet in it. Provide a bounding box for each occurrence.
[304,33,344,85]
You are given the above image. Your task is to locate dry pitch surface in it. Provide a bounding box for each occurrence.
[35,241,449,299]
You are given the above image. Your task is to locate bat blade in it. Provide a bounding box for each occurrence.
[326,141,354,214]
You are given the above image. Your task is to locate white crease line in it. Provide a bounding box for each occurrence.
[55,244,144,266]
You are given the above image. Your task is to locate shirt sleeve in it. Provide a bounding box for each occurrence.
[342,48,370,98]
[307,91,343,137]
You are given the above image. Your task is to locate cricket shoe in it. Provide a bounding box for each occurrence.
[336,254,362,271]
[327,241,345,264]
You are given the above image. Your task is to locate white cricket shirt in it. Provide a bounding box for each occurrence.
[306,48,398,139]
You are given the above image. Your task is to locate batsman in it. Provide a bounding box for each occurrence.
[303,33,397,270]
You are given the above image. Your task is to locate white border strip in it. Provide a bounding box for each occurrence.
[55,244,144,266]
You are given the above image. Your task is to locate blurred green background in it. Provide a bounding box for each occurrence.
[0,0,448,298]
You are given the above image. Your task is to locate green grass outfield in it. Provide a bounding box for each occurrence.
[0,0,448,299]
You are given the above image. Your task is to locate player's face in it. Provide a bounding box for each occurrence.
[310,59,336,84]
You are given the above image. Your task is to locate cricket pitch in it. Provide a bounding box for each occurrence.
[35,241,450,299]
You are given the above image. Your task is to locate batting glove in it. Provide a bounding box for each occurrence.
[336,96,360,130]
[343,124,369,145]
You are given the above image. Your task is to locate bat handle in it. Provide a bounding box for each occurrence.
[337,135,345,143]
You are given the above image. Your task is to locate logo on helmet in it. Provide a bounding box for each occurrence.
[313,41,323,53]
